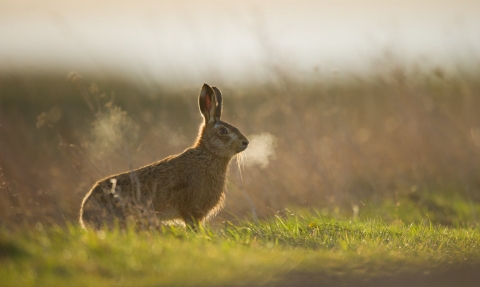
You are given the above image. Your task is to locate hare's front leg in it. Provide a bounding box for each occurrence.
[183,216,200,232]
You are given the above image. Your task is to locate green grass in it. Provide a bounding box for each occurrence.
[1,212,479,287]
[359,191,480,227]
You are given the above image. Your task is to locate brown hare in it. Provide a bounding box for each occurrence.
[79,83,249,230]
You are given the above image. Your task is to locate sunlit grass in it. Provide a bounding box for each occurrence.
[1,212,479,287]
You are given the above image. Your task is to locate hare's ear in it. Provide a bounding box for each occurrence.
[212,86,222,120]
[199,83,217,124]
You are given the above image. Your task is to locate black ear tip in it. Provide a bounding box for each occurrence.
[201,83,215,95]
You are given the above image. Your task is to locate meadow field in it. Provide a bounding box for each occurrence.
[1,62,480,285]
[1,213,480,286]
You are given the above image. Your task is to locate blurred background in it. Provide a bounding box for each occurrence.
[1,0,480,228]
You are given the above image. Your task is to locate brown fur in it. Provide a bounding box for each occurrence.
[79,84,249,230]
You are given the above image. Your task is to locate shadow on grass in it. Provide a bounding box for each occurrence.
[271,264,480,287]
[0,233,28,259]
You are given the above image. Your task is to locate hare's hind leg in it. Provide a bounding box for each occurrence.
[80,184,128,230]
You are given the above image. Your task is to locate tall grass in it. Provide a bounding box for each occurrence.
[1,214,479,286]
[1,63,480,228]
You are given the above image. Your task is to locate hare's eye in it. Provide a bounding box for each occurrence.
[218,127,229,135]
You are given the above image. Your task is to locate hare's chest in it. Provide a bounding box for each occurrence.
[202,171,226,193]
[183,175,224,208]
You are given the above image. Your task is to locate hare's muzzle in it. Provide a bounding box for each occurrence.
[240,139,249,151]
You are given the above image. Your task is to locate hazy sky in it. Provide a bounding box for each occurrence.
[1,0,479,84]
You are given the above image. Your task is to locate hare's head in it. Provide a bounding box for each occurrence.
[196,83,249,158]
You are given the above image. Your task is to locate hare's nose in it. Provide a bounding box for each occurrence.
[242,139,249,147]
